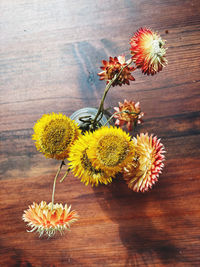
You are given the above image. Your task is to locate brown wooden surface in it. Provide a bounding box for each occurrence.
[1,0,200,266]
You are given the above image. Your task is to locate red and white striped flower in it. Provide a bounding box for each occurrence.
[123,133,165,192]
[130,28,167,75]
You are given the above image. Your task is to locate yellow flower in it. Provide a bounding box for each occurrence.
[68,132,113,186]
[22,201,78,237]
[123,133,165,192]
[87,126,136,177]
[32,113,81,160]
[130,28,167,75]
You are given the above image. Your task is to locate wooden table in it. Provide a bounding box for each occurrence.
[1,0,200,266]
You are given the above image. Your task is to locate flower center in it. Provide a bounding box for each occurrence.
[143,35,165,58]
[152,39,161,54]
[41,119,74,154]
[151,37,166,57]
[121,107,138,121]
[96,135,129,166]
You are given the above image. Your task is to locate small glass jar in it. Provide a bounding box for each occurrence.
[70,107,109,132]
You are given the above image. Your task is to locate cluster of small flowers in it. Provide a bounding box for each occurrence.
[98,27,167,82]
[23,28,167,238]
[98,27,167,131]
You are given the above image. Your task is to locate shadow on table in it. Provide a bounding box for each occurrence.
[93,177,186,266]
[63,38,123,107]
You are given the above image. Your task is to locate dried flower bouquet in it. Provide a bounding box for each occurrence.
[23,28,167,237]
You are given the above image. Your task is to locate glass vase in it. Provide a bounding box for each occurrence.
[70,107,109,132]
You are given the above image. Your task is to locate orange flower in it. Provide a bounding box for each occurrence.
[22,201,78,237]
[130,28,167,75]
[123,133,165,192]
[114,99,144,131]
[98,55,135,86]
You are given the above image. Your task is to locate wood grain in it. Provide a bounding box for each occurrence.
[0,0,200,266]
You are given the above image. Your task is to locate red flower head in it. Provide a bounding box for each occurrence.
[98,55,135,86]
[130,28,167,75]
[114,99,144,131]
[123,133,165,192]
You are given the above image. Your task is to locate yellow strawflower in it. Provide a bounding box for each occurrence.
[87,126,136,177]
[68,132,113,186]
[32,113,81,160]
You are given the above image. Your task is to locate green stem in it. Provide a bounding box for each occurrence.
[92,59,133,128]
[60,168,71,183]
[91,79,113,127]
[51,161,64,210]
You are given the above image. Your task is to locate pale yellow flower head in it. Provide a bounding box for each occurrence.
[22,201,78,237]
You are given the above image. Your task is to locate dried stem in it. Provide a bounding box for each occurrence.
[51,160,65,210]
[92,59,133,128]
[60,168,71,183]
